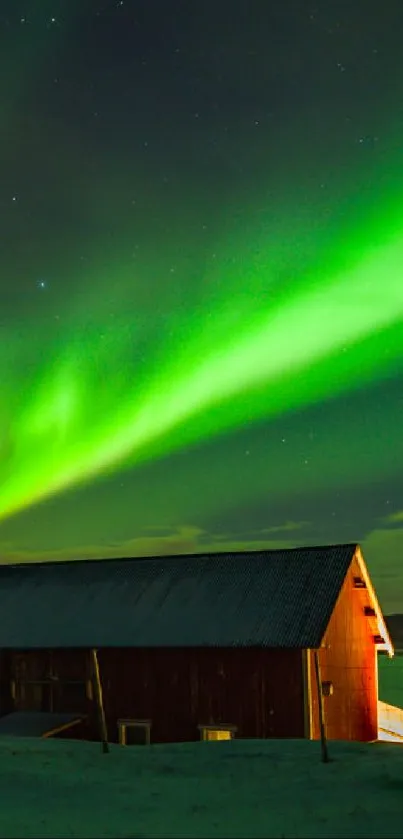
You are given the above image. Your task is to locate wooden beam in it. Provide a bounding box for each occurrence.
[90,649,109,754]
[42,717,85,739]
[314,650,329,763]
[302,650,313,739]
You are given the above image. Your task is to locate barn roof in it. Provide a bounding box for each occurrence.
[0,543,393,652]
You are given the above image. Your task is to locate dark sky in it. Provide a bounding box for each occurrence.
[1,0,403,612]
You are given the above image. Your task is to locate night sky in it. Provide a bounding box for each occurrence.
[1,0,403,613]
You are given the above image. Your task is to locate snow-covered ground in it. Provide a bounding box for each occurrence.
[0,736,402,838]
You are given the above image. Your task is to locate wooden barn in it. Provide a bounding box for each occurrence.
[0,543,394,745]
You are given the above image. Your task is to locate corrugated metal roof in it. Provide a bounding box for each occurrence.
[0,544,359,649]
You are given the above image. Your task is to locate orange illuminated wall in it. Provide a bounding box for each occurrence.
[308,551,378,742]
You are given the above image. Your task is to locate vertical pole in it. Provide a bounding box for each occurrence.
[314,650,329,763]
[48,651,54,714]
[302,649,313,739]
[90,648,109,754]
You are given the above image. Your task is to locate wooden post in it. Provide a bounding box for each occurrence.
[314,650,329,763]
[90,649,109,754]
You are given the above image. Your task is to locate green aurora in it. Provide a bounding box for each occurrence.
[1,0,403,614]
[1,192,403,523]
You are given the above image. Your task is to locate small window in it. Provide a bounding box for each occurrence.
[117,719,152,746]
[198,724,237,741]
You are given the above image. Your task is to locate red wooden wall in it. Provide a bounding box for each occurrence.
[98,646,305,743]
[308,552,378,742]
[4,646,305,743]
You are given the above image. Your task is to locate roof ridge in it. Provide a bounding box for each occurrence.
[0,542,359,571]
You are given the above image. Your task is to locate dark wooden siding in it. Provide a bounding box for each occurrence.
[6,648,91,716]
[309,552,378,742]
[98,646,305,743]
[0,651,13,716]
[4,646,305,743]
